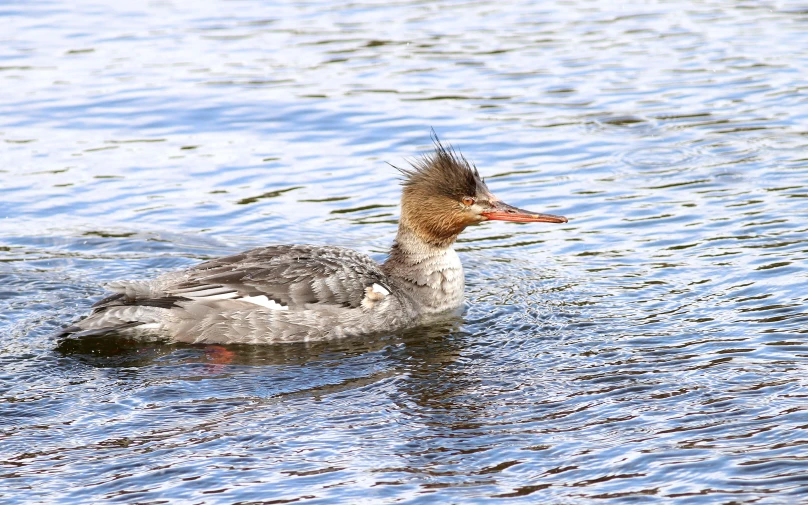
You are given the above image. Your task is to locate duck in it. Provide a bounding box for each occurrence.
[58,136,568,344]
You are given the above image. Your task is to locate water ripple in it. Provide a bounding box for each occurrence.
[2,0,808,503]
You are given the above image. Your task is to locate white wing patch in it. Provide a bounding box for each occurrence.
[173,286,288,311]
[239,295,289,311]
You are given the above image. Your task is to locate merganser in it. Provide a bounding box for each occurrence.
[59,136,568,344]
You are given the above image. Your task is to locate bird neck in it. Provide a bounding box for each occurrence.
[386,219,454,261]
[382,221,465,314]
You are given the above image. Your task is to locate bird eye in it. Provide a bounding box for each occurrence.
[462,196,476,206]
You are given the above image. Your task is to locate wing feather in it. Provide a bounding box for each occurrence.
[165,244,388,309]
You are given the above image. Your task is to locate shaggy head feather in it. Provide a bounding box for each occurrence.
[393,133,494,247]
[397,133,487,200]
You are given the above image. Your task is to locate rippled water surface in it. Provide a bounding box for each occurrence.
[3,1,808,503]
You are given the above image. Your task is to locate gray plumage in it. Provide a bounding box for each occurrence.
[59,135,567,344]
[63,244,433,344]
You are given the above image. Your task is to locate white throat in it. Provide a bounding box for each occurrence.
[382,224,465,314]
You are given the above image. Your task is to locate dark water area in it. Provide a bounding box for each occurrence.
[2,0,808,503]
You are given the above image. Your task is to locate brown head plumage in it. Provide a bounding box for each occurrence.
[397,133,488,201]
[392,132,568,248]
[393,133,494,247]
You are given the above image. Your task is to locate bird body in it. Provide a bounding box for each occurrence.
[60,137,567,344]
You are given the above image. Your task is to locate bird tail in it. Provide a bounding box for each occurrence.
[55,297,170,339]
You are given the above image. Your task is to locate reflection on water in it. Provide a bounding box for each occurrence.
[2,0,808,503]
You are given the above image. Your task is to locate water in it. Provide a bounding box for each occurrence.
[2,0,808,503]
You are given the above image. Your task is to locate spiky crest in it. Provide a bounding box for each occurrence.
[395,131,484,200]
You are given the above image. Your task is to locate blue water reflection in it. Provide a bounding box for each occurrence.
[2,0,808,503]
